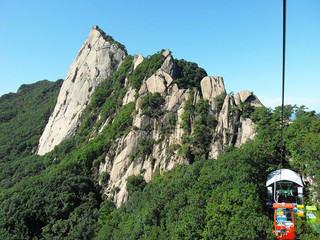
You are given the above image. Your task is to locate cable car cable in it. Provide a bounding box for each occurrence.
[280,0,286,169]
[274,0,286,205]
[278,0,287,202]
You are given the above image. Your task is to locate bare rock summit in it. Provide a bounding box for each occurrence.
[37,26,127,155]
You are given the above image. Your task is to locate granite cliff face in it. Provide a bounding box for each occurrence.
[37,26,127,155]
[37,27,263,206]
[98,50,262,206]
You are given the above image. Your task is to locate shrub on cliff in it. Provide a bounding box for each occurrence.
[174,58,207,90]
[140,92,165,118]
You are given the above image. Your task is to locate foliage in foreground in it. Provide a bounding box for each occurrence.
[94,106,320,240]
[0,56,319,240]
[95,139,277,240]
[0,57,136,239]
[0,101,136,240]
[0,79,63,190]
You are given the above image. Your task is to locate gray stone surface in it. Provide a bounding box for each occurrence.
[37,26,127,155]
[201,76,226,110]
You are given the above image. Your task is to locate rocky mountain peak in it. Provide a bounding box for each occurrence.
[37,26,127,155]
[36,26,264,206]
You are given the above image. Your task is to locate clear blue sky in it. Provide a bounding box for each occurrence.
[1,0,319,112]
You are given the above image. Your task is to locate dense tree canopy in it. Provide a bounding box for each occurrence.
[174,58,207,90]
[0,62,319,239]
[0,80,62,190]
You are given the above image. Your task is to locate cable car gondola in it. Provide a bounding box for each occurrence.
[266,169,304,239]
[272,203,295,240]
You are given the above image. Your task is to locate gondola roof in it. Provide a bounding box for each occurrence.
[266,169,303,187]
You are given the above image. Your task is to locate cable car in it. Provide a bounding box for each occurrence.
[297,204,305,217]
[266,169,304,206]
[273,203,295,240]
[306,206,318,224]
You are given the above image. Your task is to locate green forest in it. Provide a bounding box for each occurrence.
[0,53,319,239]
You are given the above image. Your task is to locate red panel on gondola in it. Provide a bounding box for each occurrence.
[273,203,295,240]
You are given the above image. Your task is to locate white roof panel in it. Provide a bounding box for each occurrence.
[266,169,303,187]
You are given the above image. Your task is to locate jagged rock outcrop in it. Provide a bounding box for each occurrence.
[98,50,264,206]
[36,26,264,206]
[201,76,226,110]
[235,117,257,148]
[133,54,144,70]
[207,90,262,159]
[234,90,263,108]
[37,26,127,155]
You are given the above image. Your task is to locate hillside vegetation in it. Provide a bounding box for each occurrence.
[93,106,320,240]
[0,56,319,240]
[0,80,63,190]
